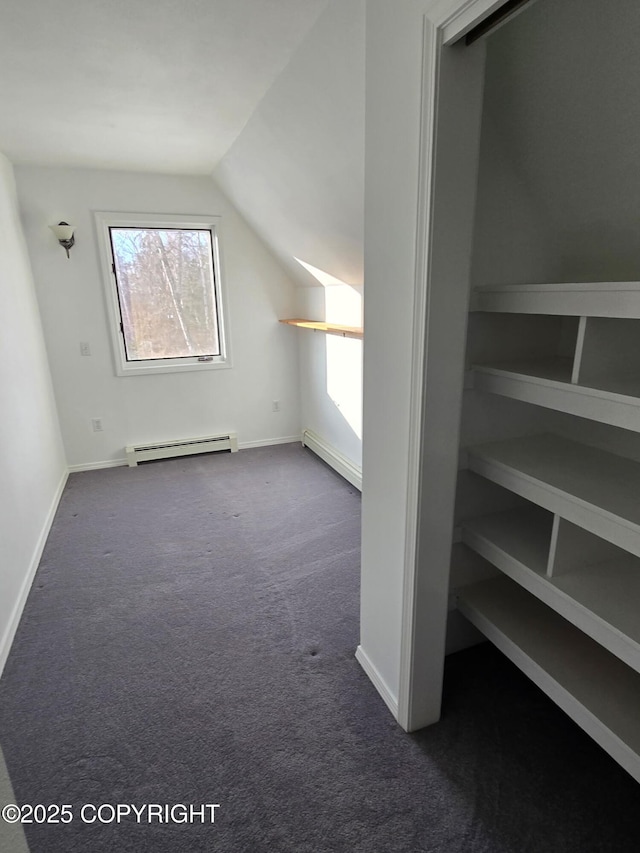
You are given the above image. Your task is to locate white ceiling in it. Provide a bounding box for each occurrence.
[0,0,328,174]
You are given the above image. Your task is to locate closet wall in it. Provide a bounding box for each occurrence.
[451,0,640,782]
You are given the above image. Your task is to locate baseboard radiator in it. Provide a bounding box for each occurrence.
[126,432,238,467]
[301,429,362,491]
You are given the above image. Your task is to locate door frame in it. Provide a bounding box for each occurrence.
[397,0,515,731]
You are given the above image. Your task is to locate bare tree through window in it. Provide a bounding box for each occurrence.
[110,228,220,361]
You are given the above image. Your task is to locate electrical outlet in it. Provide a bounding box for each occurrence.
[91,418,103,432]
[80,341,91,356]
[272,400,280,413]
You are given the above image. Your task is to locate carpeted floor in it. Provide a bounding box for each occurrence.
[0,743,29,852]
[1,444,639,852]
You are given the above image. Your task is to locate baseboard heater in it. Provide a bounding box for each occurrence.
[302,429,362,491]
[126,432,238,466]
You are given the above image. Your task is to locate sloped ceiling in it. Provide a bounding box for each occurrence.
[0,0,329,173]
[213,0,365,289]
[485,0,640,280]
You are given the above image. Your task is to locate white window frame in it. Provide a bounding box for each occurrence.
[95,211,231,376]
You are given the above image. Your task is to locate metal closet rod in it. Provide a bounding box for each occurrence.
[464,0,534,46]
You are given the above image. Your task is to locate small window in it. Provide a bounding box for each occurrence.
[95,213,230,375]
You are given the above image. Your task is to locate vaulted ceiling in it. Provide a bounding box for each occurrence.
[0,0,329,174]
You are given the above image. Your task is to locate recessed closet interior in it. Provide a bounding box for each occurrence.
[450,0,640,782]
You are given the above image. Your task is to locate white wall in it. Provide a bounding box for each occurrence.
[296,285,363,468]
[360,0,436,708]
[214,0,365,469]
[484,0,640,281]
[471,113,562,287]
[0,152,67,674]
[360,0,501,724]
[15,166,301,469]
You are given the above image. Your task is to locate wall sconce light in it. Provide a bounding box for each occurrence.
[50,221,76,258]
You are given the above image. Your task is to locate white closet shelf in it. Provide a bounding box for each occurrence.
[457,576,640,784]
[472,281,640,317]
[462,507,640,673]
[467,433,640,558]
[474,357,574,384]
[472,361,640,432]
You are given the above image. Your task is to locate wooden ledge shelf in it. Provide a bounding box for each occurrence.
[279,319,363,339]
[472,281,640,317]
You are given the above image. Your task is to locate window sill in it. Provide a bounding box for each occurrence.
[115,357,231,377]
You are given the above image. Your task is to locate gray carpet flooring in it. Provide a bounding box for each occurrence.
[0,743,29,853]
[1,444,639,852]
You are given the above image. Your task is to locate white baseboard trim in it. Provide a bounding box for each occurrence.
[68,458,128,473]
[238,435,301,450]
[302,429,362,491]
[69,438,303,471]
[0,467,68,678]
[355,645,399,719]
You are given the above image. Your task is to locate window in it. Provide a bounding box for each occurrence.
[95,213,229,375]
